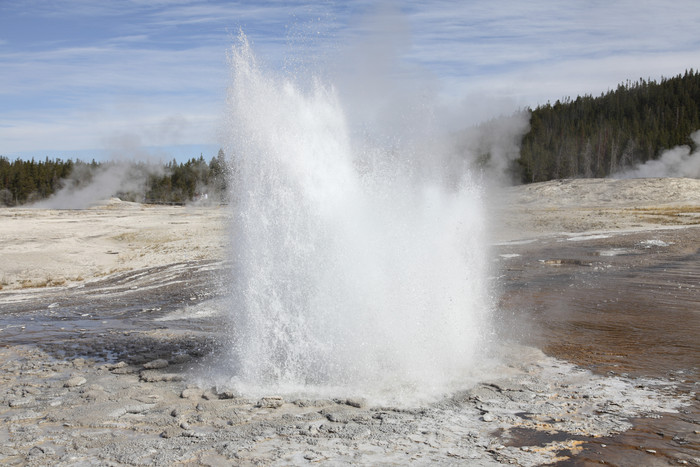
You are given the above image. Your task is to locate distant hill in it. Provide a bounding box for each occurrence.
[516,69,700,183]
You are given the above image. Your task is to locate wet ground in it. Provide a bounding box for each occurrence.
[0,260,225,362]
[496,226,699,465]
[0,227,697,465]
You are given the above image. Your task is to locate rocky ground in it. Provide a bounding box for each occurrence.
[0,178,698,466]
[0,341,690,466]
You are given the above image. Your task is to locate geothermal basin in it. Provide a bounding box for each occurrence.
[0,178,698,466]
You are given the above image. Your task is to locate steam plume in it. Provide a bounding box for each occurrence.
[612,130,700,179]
[32,131,169,209]
[32,161,160,209]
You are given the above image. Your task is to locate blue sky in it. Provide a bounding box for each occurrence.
[2,0,699,162]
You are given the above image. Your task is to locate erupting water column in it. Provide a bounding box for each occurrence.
[223,34,493,403]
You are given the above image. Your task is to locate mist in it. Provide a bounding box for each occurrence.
[448,111,531,186]
[325,4,530,188]
[612,130,700,179]
[31,131,170,209]
[31,160,162,210]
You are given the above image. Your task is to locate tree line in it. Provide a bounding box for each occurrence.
[0,150,229,207]
[144,151,228,204]
[516,69,700,182]
[0,156,74,206]
[2,69,699,206]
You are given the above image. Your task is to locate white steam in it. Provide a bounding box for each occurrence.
[32,161,161,210]
[451,111,531,185]
[31,128,177,209]
[325,5,530,188]
[613,130,700,179]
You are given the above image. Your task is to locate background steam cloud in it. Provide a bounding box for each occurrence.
[613,130,700,179]
[324,5,531,189]
[32,131,170,209]
[32,161,163,210]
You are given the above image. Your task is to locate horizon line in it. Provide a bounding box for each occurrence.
[2,143,224,164]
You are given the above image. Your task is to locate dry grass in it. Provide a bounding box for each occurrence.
[19,276,67,289]
[110,232,138,242]
[16,275,82,289]
[20,279,48,289]
[627,205,700,225]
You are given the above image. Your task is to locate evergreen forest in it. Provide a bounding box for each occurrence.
[516,69,700,182]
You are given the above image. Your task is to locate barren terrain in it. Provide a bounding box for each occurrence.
[0,178,698,466]
[0,200,228,291]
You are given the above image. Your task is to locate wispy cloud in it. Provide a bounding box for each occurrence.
[399,0,700,102]
[2,0,700,158]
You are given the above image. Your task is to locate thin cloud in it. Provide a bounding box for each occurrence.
[0,45,224,99]
[2,0,700,157]
[397,0,700,107]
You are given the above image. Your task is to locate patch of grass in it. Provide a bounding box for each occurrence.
[628,205,700,225]
[111,232,138,242]
[20,279,48,289]
[19,276,69,288]
[48,277,66,286]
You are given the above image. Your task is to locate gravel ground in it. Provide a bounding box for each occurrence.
[1,177,698,465]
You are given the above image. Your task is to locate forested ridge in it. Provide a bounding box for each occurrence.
[517,69,700,182]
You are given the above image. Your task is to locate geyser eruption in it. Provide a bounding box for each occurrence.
[222,34,494,402]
